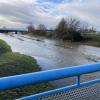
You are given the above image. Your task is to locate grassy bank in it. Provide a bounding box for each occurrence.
[82,34,100,47]
[0,39,53,100]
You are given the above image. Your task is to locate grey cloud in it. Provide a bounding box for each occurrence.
[0,0,100,30]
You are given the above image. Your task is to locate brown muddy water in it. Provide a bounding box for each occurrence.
[0,33,100,88]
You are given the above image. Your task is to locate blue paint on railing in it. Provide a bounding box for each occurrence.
[0,63,99,99]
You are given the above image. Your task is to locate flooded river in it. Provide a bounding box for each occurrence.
[0,33,100,87]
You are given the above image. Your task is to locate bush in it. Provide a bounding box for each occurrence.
[0,39,12,54]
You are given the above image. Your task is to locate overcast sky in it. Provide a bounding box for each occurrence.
[0,0,100,30]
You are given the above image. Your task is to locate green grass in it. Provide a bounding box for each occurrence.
[0,52,40,77]
[0,39,12,54]
[0,39,53,100]
[82,34,100,41]
[82,34,100,47]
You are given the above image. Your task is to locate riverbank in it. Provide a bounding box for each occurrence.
[0,39,53,100]
[81,34,100,47]
[26,33,100,48]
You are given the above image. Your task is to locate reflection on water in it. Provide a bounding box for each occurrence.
[0,33,100,87]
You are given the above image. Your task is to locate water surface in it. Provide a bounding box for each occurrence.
[0,33,99,87]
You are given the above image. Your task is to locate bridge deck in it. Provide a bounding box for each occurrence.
[0,28,27,33]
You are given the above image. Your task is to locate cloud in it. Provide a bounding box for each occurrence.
[0,0,100,30]
[58,0,100,25]
[0,0,61,28]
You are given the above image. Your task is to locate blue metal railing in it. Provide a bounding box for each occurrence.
[0,63,100,100]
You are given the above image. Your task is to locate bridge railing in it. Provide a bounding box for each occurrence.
[0,63,100,100]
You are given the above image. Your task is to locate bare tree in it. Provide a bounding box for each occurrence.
[27,23,35,33]
[55,18,68,39]
[67,17,82,41]
[55,17,83,41]
[37,24,47,36]
[80,23,89,34]
[67,18,80,31]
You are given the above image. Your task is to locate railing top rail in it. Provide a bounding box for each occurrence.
[0,63,100,91]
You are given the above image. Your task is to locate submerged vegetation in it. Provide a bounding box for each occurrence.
[0,39,52,100]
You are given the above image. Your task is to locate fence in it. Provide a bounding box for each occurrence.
[0,63,100,100]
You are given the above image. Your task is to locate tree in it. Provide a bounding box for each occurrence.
[37,24,47,36]
[55,17,83,41]
[67,18,82,41]
[80,23,89,34]
[55,18,68,39]
[27,23,35,33]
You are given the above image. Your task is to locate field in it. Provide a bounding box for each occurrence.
[82,33,100,47]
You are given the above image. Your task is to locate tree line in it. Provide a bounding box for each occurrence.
[27,17,96,42]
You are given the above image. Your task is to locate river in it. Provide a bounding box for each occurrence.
[0,33,100,87]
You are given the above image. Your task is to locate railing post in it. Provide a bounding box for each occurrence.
[76,75,81,86]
